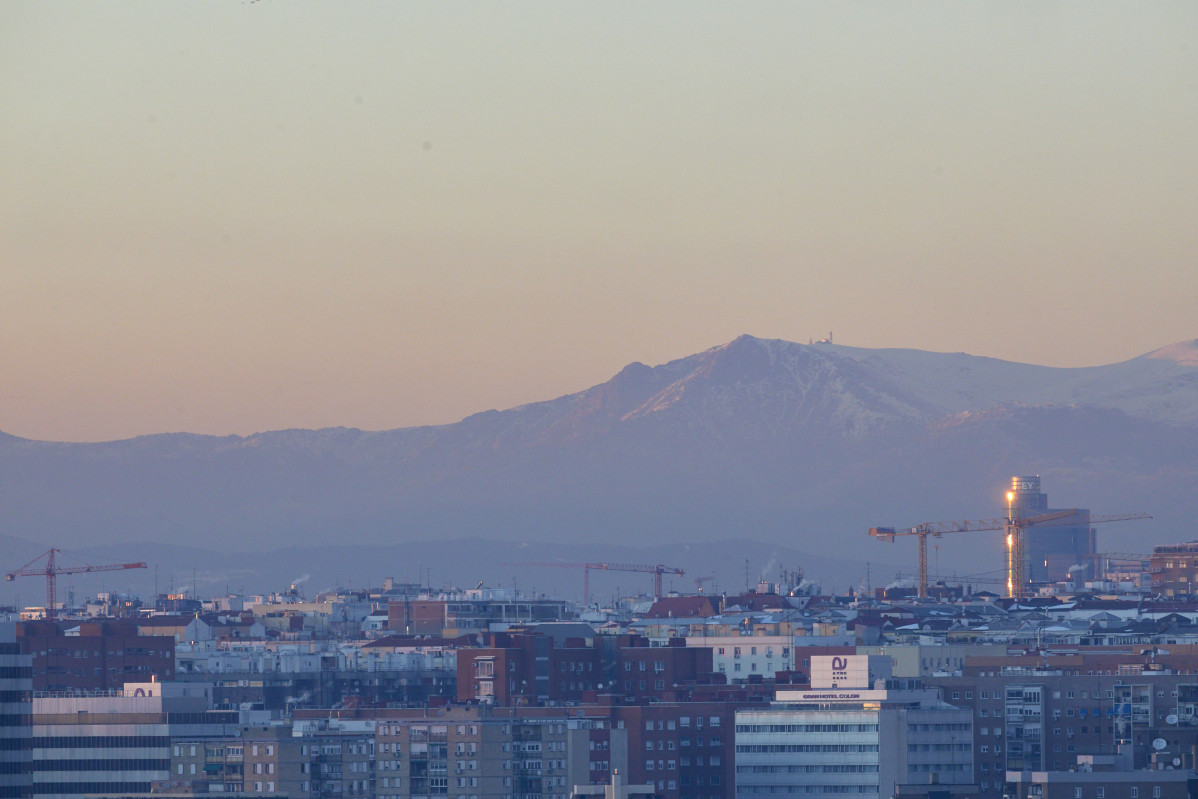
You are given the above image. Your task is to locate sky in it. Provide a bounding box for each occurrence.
[3,2,1197,443]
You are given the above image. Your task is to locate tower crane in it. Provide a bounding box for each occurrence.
[7,548,147,621]
[870,509,1151,600]
[507,562,685,604]
[694,575,716,594]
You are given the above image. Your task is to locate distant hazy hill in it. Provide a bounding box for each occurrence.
[1,336,1194,584]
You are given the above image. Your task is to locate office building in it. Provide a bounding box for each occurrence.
[0,623,31,799]
[1009,476,1096,584]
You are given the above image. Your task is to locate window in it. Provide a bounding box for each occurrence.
[1131,789,1139,798]
[1074,789,1082,799]
[1096,789,1104,798]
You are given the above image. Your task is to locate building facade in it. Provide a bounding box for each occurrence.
[735,656,973,799]
[0,623,32,799]
[1009,475,1096,585]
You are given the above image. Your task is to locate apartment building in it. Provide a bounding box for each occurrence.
[374,710,589,799]
[925,648,1198,799]
[17,620,174,691]
[171,725,308,797]
[1151,543,1198,598]
[684,635,794,682]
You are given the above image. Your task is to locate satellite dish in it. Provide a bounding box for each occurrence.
[1153,738,1168,751]
[1173,758,1182,767]
[1167,714,1179,725]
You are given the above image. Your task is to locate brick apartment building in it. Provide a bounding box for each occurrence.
[1151,543,1198,598]
[456,631,603,706]
[456,632,717,708]
[17,620,174,691]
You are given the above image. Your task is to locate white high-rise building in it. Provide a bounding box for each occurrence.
[734,655,973,799]
[31,681,238,799]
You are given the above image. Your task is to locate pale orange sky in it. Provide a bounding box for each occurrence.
[3,2,1197,442]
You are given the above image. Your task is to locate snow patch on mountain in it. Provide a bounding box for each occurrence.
[1145,339,1198,367]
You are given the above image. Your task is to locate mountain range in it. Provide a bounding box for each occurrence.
[2,335,1195,600]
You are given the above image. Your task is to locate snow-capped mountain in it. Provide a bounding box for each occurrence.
[0,336,1194,575]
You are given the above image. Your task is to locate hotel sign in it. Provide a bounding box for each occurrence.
[811,654,874,689]
[779,689,889,702]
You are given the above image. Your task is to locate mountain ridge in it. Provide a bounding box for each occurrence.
[0,335,1193,569]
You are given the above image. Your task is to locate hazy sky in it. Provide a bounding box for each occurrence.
[3,3,1197,443]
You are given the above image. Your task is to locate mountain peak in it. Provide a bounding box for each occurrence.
[1144,339,1198,367]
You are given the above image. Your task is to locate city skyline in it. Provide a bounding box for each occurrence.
[4,3,1197,442]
